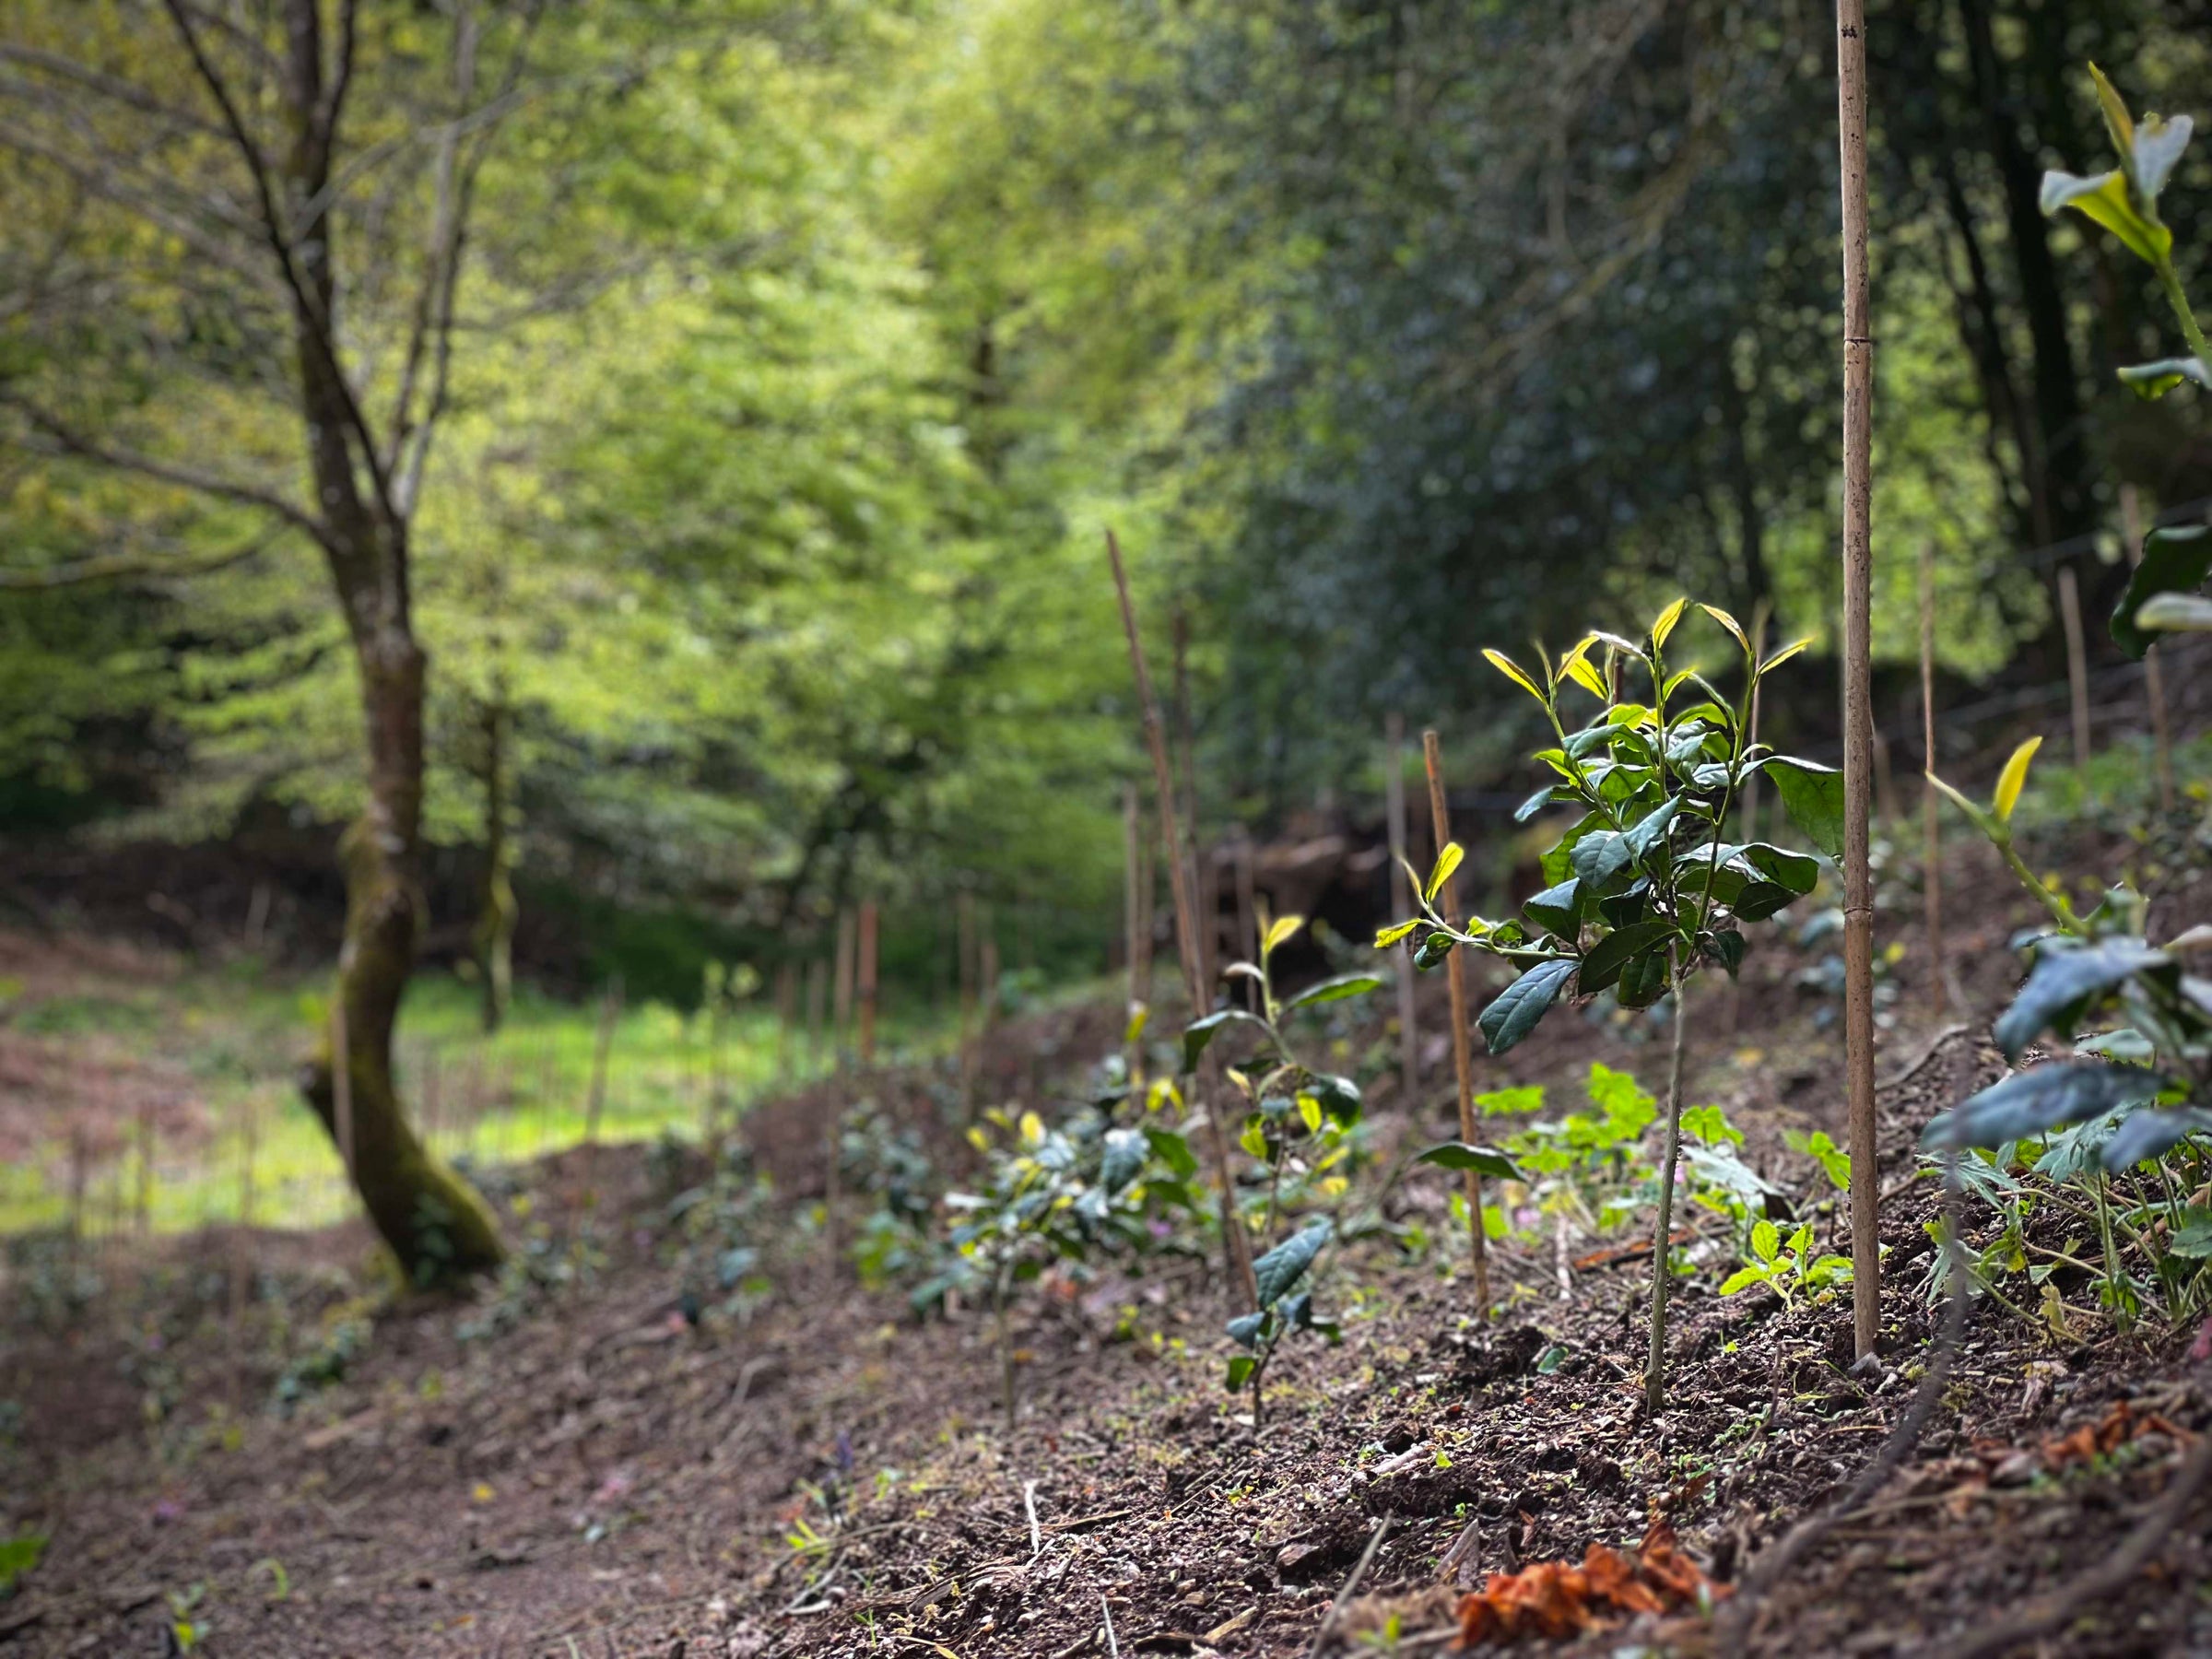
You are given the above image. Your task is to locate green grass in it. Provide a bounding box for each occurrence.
[0,962,965,1240]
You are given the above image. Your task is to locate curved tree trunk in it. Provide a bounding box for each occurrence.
[303,626,504,1282]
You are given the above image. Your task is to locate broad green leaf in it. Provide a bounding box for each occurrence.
[1730,882,1797,923]
[1751,1218,1780,1263]
[2116,358,2210,400]
[1616,947,1672,1008]
[1477,958,1578,1054]
[1922,1061,2164,1150]
[1282,972,1383,1013]
[2137,592,2212,632]
[1483,649,1546,703]
[1719,1266,1763,1296]
[1515,783,1561,824]
[1424,841,1465,903]
[2039,167,2171,265]
[1226,1354,1259,1390]
[1561,652,1609,699]
[1623,795,1680,862]
[1993,941,2170,1058]
[1993,735,2041,823]
[1569,829,1631,889]
[1523,877,1583,936]
[1144,1127,1198,1180]
[1763,758,1845,858]
[2112,524,2212,657]
[1374,920,1421,949]
[1100,1127,1147,1194]
[1650,597,1688,649]
[1701,929,1747,978]
[1251,1218,1331,1309]
[1414,1142,1526,1182]
[1736,842,1819,895]
[1263,914,1306,956]
[1579,919,1674,994]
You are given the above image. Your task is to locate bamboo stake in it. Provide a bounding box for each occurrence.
[1107,529,1259,1311]
[1919,543,1947,1019]
[2121,484,2176,814]
[857,900,880,1067]
[585,974,621,1143]
[1384,713,1419,1105]
[806,955,828,1077]
[1422,728,1491,1320]
[1233,831,1259,1012]
[959,886,981,1101]
[1836,0,1881,1360]
[1123,788,1145,1077]
[1171,607,1214,992]
[1135,812,1156,1013]
[2057,563,2093,802]
[1739,606,1769,845]
[832,910,856,1072]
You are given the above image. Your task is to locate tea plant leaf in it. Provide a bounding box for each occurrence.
[2040,167,2171,264]
[1424,842,1465,903]
[1993,940,2171,1057]
[1182,1008,1268,1071]
[1478,957,1578,1054]
[1651,597,1688,649]
[1730,881,1797,922]
[1523,877,1583,936]
[1623,796,1681,862]
[1616,946,1673,1007]
[1144,1127,1199,1181]
[1515,784,1560,824]
[1700,929,1747,977]
[2088,62,2137,164]
[1736,842,1820,894]
[1698,604,1748,650]
[2133,112,2193,199]
[2137,593,2212,632]
[1374,920,1421,948]
[1923,1061,2165,1149]
[1578,919,1675,994]
[1570,829,1632,889]
[2111,524,2212,655]
[1758,637,1815,674]
[1992,735,2041,823]
[1281,972,1383,1013]
[1099,1128,1147,1195]
[2116,357,2211,399]
[1263,914,1306,956]
[1483,649,1546,703]
[1413,1142,1525,1181]
[1251,1218,1331,1309]
[1226,1320,1264,1354]
[1762,758,1844,857]
[2102,1108,2212,1171]
[1561,652,1610,700]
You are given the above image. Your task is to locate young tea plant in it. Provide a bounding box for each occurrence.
[1382,599,1837,1410]
[1925,737,2212,1327]
[2041,66,2212,649]
[1224,1217,1337,1426]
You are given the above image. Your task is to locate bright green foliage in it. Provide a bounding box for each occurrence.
[1223,1218,1339,1418]
[0,1530,43,1597]
[1720,1221,1853,1312]
[1380,602,1828,1053]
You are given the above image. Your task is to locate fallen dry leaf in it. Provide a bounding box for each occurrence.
[1454,1518,1725,1647]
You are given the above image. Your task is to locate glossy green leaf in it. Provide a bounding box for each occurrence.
[2039,167,2171,265]
[1737,842,1819,895]
[2112,524,2212,657]
[1763,757,1844,858]
[1282,971,1383,1013]
[1424,841,1465,903]
[1182,1007,1268,1072]
[1252,1218,1331,1309]
[1100,1127,1147,1194]
[1477,957,1577,1055]
[1144,1127,1199,1181]
[2137,593,2212,632]
[1578,919,1674,994]
[2116,358,2211,399]
[1515,784,1560,824]
[1413,1141,1525,1181]
[1993,940,2170,1058]
[1570,829,1631,889]
[1374,920,1420,948]
[1623,795,1681,862]
[1922,1061,2164,1150]
[1523,877,1583,936]
[2105,1110,2212,1171]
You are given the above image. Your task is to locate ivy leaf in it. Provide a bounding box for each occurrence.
[1413,1142,1526,1181]
[1282,972,1383,1014]
[1993,940,2170,1058]
[1922,1061,2164,1150]
[1762,758,1844,858]
[1252,1218,1331,1310]
[1478,958,1578,1055]
[2112,524,2212,658]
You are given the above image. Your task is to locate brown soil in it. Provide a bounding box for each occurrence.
[4,826,2209,1658]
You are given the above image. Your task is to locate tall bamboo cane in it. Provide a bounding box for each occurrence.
[1423,729,1491,1320]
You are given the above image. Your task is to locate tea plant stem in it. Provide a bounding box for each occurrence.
[1106,530,1259,1312]
[2120,485,2176,815]
[1836,0,1882,1362]
[1644,946,1688,1413]
[1422,727,1491,1320]
[1384,714,1419,1105]
[2156,261,2211,365]
[1918,542,1947,1018]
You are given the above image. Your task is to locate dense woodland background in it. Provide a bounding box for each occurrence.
[3,0,2208,994]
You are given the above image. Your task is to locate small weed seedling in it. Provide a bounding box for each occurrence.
[1721,1219,1853,1312]
[1382,599,1833,1409]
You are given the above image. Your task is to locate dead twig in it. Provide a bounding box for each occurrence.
[1310,1512,1393,1656]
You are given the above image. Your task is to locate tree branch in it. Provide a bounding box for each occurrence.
[0,524,286,590]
